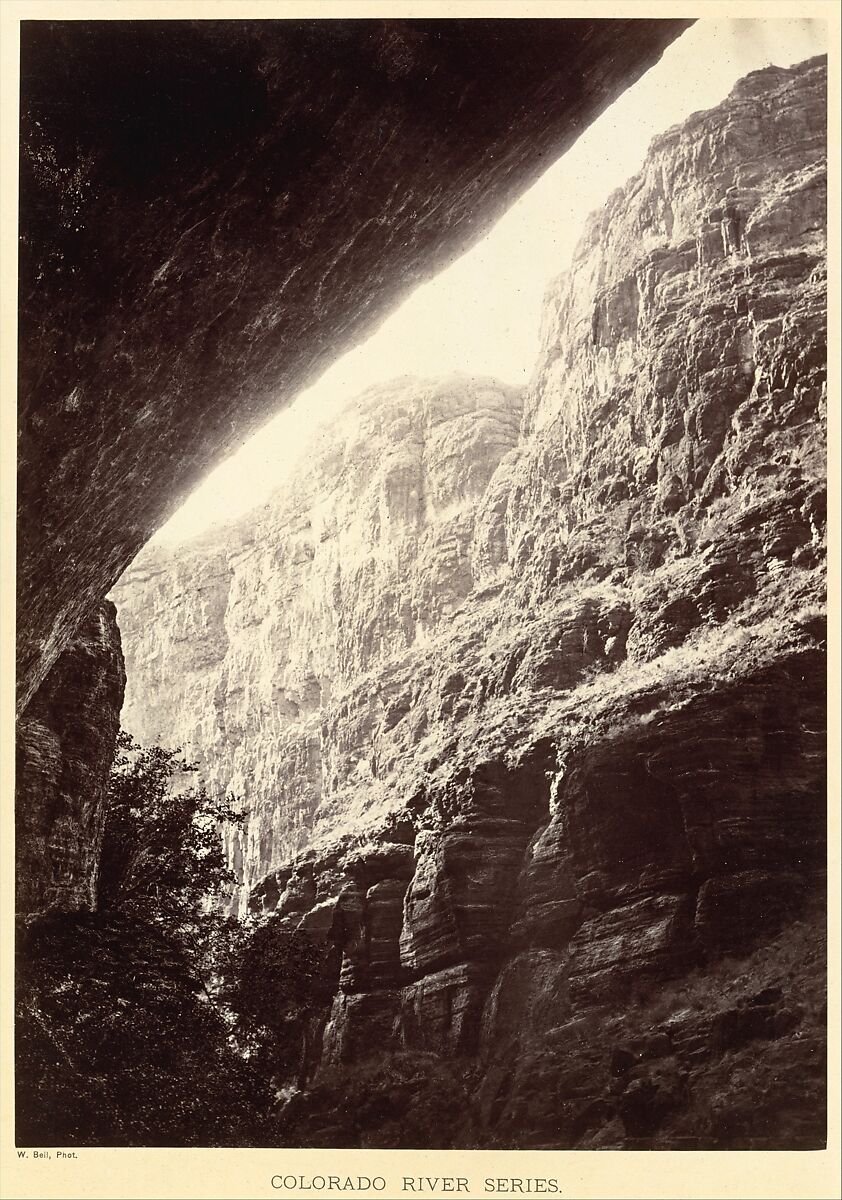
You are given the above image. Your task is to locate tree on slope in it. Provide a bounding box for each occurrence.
[16,731,267,1146]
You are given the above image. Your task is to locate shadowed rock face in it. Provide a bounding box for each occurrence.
[114,56,827,1149]
[15,603,125,915]
[16,17,691,711]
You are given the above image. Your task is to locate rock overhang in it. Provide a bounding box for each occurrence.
[16,16,693,711]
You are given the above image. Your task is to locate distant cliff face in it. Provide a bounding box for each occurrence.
[113,57,827,1149]
[113,376,524,887]
[505,56,827,616]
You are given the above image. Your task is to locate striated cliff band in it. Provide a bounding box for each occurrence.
[112,57,828,1149]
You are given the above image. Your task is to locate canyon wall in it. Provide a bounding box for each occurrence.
[16,603,126,915]
[113,376,524,887]
[17,18,689,711]
[113,57,828,1149]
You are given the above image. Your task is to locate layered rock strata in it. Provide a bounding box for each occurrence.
[15,603,126,915]
[113,375,525,880]
[114,57,828,1148]
[16,17,690,710]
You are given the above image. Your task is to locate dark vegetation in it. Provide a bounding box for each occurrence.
[16,730,470,1147]
[15,732,327,1146]
[15,909,266,1146]
[221,912,339,1088]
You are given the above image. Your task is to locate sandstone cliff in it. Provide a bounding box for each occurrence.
[113,56,828,1149]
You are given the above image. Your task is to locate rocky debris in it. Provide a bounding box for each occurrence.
[16,603,126,915]
[112,57,827,1148]
[16,18,690,711]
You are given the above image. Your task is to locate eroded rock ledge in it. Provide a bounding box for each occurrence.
[114,56,827,1148]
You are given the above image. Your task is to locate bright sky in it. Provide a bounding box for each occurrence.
[152,18,827,546]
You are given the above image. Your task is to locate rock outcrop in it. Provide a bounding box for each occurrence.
[113,57,828,1149]
[16,17,690,712]
[16,603,126,915]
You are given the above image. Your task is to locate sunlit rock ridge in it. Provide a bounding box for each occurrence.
[113,57,827,1149]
